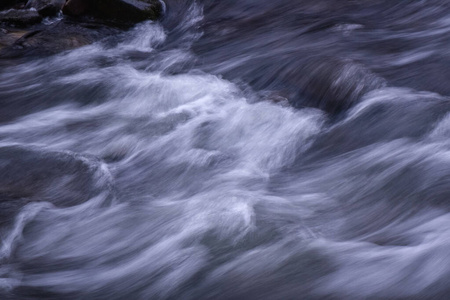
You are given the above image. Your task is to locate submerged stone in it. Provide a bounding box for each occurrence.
[290,57,386,114]
[0,145,113,229]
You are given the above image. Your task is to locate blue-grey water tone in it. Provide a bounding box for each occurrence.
[2,1,450,299]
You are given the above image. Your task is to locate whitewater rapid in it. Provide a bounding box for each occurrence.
[2,1,450,299]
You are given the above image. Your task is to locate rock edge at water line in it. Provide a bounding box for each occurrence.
[63,0,162,23]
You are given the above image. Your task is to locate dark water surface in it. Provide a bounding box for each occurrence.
[2,1,450,299]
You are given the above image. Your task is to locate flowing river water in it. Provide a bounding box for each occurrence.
[2,0,450,299]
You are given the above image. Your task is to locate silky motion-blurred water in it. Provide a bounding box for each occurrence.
[2,0,450,299]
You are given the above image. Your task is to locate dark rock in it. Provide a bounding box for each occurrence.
[0,9,42,27]
[95,0,162,21]
[26,0,65,17]
[63,0,162,23]
[290,57,386,114]
[0,145,113,230]
[61,0,89,16]
[0,19,121,58]
[0,0,26,10]
[0,0,161,60]
[0,28,28,49]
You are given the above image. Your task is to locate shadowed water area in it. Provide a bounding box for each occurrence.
[1,0,450,299]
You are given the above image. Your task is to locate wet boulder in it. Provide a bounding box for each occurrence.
[0,145,114,229]
[61,0,88,16]
[0,28,28,49]
[63,0,162,23]
[0,19,121,58]
[25,0,65,17]
[0,9,42,27]
[290,57,386,114]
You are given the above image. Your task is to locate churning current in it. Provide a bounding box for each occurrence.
[2,0,450,299]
